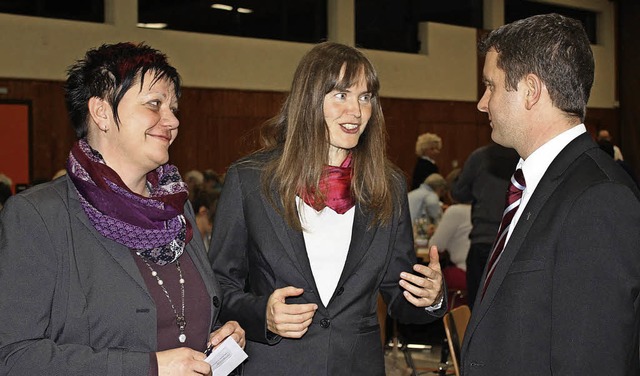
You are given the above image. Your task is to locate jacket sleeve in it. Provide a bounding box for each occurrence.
[550,182,640,374]
[378,178,447,324]
[0,194,149,376]
[208,165,275,344]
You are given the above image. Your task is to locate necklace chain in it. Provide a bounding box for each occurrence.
[138,253,187,343]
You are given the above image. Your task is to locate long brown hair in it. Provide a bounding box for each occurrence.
[260,42,402,230]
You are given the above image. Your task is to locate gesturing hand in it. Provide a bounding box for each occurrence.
[399,245,444,307]
[266,286,318,338]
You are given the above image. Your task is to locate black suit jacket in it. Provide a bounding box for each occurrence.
[461,133,640,375]
[210,152,446,376]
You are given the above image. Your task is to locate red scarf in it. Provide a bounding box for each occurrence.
[301,154,354,214]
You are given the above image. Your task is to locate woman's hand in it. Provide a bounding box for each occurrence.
[156,347,211,375]
[208,320,246,349]
[266,286,318,338]
[399,245,444,307]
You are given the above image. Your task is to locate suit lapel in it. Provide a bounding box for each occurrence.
[261,193,378,305]
[464,133,596,344]
[262,191,320,294]
[335,203,377,290]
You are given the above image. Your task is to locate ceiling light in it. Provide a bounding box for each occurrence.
[237,7,253,14]
[211,3,233,11]
[136,23,168,29]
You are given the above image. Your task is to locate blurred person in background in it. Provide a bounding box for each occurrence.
[411,132,442,190]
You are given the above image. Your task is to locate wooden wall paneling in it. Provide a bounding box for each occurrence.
[618,0,640,175]
[383,97,487,182]
[0,78,623,186]
[0,101,31,190]
[0,79,74,184]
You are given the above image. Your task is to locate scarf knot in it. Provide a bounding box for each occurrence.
[301,154,354,214]
[66,139,192,265]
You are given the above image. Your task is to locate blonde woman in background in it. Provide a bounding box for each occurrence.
[411,132,442,190]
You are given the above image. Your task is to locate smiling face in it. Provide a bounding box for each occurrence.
[324,69,372,166]
[478,49,527,151]
[104,71,179,176]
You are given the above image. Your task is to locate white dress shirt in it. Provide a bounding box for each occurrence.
[505,124,586,245]
[297,197,354,307]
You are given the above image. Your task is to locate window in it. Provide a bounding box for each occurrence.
[506,0,597,44]
[356,0,483,54]
[0,0,104,22]
[138,0,327,44]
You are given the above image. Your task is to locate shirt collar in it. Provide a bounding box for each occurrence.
[518,123,586,195]
[421,155,436,164]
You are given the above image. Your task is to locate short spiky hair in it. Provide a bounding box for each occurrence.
[479,13,594,121]
[64,42,181,138]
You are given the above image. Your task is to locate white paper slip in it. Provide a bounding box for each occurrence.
[204,337,248,376]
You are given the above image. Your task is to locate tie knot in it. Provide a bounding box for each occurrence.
[511,169,526,191]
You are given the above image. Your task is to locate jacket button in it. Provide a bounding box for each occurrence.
[320,318,330,328]
[336,287,344,296]
[212,296,220,308]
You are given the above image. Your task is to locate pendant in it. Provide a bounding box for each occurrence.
[179,333,187,343]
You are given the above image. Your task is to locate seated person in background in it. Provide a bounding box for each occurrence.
[411,132,442,190]
[597,139,638,186]
[203,169,224,192]
[408,172,447,225]
[192,187,220,252]
[0,173,13,211]
[597,129,624,161]
[428,170,471,305]
[0,181,11,211]
[184,169,204,202]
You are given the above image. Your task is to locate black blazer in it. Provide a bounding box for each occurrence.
[0,176,222,376]
[461,133,640,375]
[210,152,446,376]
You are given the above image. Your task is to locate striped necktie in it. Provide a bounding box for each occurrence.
[481,168,526,298]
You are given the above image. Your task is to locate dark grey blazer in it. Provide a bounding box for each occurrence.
[461,133,640,375]
[0,176,222,376]
[209,152,446,376]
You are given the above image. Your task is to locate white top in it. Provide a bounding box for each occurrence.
[296,197,354,306]
[506,124,586,245]
[428,204,472,270]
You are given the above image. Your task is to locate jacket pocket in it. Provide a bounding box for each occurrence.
[358,314,380,333]
[507,259,545,274]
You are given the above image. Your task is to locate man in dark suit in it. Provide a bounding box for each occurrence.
[461,13,640,375]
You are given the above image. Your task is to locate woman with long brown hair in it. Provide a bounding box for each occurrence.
[210,41,445,375]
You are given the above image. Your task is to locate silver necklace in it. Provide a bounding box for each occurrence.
[138,253,187,343]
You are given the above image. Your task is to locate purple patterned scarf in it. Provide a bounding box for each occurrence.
[66,139,192,265]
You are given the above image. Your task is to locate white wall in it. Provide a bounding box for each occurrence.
[0,0,615,107]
